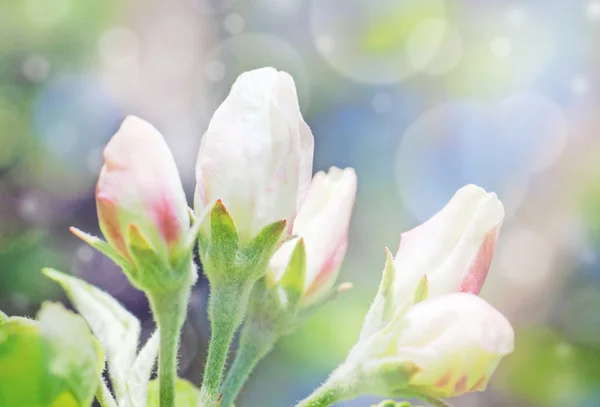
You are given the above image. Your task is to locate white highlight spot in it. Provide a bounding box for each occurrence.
[571,76,591,96]
[224,14,245,35]
[371,93,393,114]
[22,55,51,82]
[315,35,335,55]
[76,245,95,263]
[587,1,600,19]
[491,37,512,58]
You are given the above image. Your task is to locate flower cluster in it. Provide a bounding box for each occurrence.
[0,68,514,407]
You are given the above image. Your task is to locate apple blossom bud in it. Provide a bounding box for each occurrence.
[195,67,314,243]
[95,115,190,265]
[268,167,357,306]
[340,293,513,400]
[393,184,504,303]
[390,293,514,398]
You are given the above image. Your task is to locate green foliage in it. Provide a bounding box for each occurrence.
[147,378,200,407]
[43,268,140,399]
[0,303,102,407]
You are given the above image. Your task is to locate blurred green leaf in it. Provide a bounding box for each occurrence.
[496,327,600,406]
[147,378,200,407]
[43,268,140,399]
[0,304,102,407]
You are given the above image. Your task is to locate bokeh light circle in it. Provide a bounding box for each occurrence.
[395,93,567,221]
[406,18,463,75]
[310,0,447,84]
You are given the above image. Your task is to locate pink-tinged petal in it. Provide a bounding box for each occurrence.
[96,193,130,260]
[460,226,500,294]
[96,116,189,260]
[266,167,357,306]
[194,68,314,242]
[392,184,505,300]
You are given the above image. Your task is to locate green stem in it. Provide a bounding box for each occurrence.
[95,380,118,407]
[149,287,190,407]
[219,317,278,407]
[198,282,252,407]
[294,379,346,407]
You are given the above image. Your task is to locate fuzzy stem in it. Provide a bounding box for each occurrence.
[294,379,346,407]
[198,282,252,407]
[95,380,118,407]
[148,287,190,407]
[219,317,278,407]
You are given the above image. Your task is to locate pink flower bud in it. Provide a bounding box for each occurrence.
[268,167,357,305]
[96,116,189,262]
[393,185,505,301]
[195,68,314,242]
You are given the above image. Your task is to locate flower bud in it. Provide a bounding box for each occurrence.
[393,184,504,302]
[267,167,357,305]
[195,67,314,243]
[345,293,514,400]
[95,116,190,265]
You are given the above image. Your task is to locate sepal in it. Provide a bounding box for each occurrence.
[70,227,132,273]
[359,248,398,341]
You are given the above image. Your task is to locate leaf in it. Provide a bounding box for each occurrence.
[43,268,140,400]
[38,302,104,407]
[125,330,160,407]
[147,378,200,407]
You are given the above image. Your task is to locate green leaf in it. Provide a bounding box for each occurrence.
[147,378,200,407]
[43,268,140,400]
[38,302,104,406]
[278,238,307,308]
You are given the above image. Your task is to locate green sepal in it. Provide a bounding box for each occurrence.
[371,401,417,407]
[278,238,307,308]
[127,224,194,293]
[69,227,132,273]
[413,275,429,304]
[359,248,397,340]
[359,358,422,398]
[208,200,239,271]
[241,219,287,276]
[147,378,200,407]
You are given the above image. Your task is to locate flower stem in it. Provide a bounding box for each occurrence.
[198,282,252,407]
[294,379,346,407]
[96,380,118,407]
[219,317,278,407]
[148,287,190,407]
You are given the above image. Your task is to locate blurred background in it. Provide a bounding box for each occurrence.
[1,0,600,406]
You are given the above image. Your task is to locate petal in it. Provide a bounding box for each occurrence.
[393,185,505,300]
[97,116,189,257]
[394,293,514,397]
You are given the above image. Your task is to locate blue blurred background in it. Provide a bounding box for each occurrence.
[2,0,600,406]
